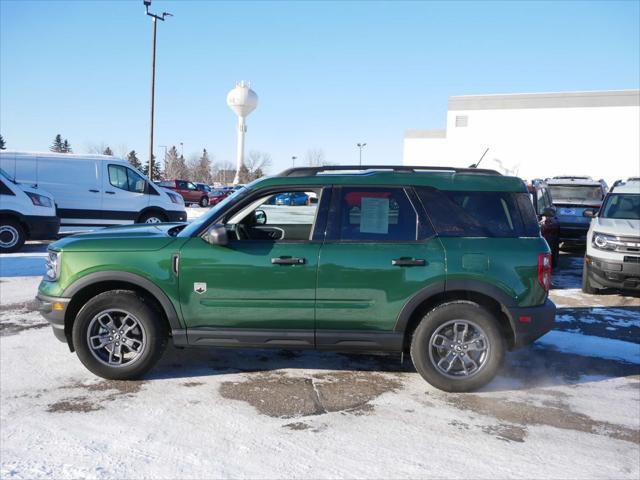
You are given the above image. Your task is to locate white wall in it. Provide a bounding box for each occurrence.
[404,100,640,185]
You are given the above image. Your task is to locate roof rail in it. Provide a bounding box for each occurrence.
[278,165,501,177]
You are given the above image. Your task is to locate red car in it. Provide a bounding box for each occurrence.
[158,180,211,207]
[528,180,560,267]
[208,188,232,205]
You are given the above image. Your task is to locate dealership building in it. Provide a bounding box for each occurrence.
[403,90,640,184]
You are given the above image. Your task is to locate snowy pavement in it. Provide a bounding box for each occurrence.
[1,250,639,479]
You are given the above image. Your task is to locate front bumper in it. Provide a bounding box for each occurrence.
[166,210,188,222]
[507,298,556,349]
[35,294,70,345]
[586,255,640,291]
[24,215,60,240]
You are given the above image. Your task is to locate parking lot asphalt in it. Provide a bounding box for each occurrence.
[0,247,638,479]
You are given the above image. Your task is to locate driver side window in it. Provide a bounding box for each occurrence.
[226,190,320,242]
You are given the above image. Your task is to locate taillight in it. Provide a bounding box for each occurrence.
[538,253,552,292]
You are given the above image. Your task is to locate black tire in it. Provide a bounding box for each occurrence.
[72,290,168,380]
[410,301,505,392]
[138,211,167,224]
[199,196,210,208]
[0,218,26,254]
[581,261,599,294]
[551,242,560,268]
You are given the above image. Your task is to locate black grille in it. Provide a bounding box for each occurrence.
[624,256,640,264]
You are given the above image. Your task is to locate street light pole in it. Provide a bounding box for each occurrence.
[144,0,172,181]
[357,142,367,166]
[291,156,297,167]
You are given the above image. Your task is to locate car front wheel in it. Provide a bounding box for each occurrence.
[0,219,26,254]
[410,301,505,392]
[72,291,167,380]
[199,196,209,207]
[581,261,600,294]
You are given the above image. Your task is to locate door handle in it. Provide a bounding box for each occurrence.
[392,258,427,267]
[271,256,306,265]
[89,189,100,193]
[105,191,115,195]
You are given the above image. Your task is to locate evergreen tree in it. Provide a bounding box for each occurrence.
[103,146,114,156]
[144,154,163,181]
[50,134,64,152]
[0,134,5,150]
[127,150,144,172]
[192,149,213,184]
[62,139,72,153]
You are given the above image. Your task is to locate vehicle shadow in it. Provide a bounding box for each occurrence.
[146,342,640,393]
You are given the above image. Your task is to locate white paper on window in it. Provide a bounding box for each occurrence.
[360,197,389,234]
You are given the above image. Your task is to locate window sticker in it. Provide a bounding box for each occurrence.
[360,197,389,234]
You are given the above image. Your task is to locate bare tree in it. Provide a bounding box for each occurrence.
[305,148,326,167]
[244,150,272,181]
[187,149,214,184]
[214,159,235,185]
[164,146,188,179]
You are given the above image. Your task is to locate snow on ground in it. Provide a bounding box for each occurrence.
[0,249,639,479]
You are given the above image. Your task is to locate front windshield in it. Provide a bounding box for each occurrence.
[600,194,640,220]
[0,167,15,183]
[178,187,249,237]
[548,185,602,203]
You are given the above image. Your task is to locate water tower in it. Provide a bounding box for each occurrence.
[226,81,258,184]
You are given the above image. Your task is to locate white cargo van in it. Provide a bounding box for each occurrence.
[0,167,59,253]
[0,151,186,230]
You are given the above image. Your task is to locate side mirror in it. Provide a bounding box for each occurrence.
[255,209,267,225]
[204,224,228,246]
[583,209,598,218]
[542,207,556,218]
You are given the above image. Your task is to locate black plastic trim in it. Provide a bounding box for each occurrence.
[62,271,183,330]
[183,328,315,348]
[393,282,446,332]
[316,330,403,351]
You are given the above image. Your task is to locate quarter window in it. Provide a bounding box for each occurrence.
[331,187,418,241]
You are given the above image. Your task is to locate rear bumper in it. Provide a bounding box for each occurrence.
[587,255,640,291]
[24,215,60,240]
[35,294,70,344]
[166,210,188,222]
[558,224,589,243]
[507,298,556,349]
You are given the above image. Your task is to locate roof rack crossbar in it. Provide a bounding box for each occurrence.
[279,165,501,177]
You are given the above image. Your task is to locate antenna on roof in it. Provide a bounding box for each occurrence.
[469,147,489,168]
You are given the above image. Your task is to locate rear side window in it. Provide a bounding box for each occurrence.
[416,188,539,238]
[329,187,419,241]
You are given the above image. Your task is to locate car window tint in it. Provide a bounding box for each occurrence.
[417,188,538,238]
[108,165,129,190]
[334,187,417,241]
[177,181,188,189]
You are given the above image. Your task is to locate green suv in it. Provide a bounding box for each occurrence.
[36,166,555,392]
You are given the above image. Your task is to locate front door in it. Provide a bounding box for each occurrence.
[178,187,327,347]
[103,163,149,224]
[315,186,446,342]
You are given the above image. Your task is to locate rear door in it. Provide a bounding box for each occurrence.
[315,186,446,346]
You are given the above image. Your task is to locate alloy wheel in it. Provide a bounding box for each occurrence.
[428,319,490,378]
[86,309,147,367]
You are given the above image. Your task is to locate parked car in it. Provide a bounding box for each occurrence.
[275,192,310,206]
[158,179,211,207]
[0,151,186,229]
[528,180,560,266]
[36,165,555,393]
[195,183,212,195]
[209,189,232,206]
[582,179,640,293]
[546,176,607,246]
[0,167,59,253]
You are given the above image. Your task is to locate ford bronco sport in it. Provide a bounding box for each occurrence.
[36,166,556,392]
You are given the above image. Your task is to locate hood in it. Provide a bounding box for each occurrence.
[14,182,56,200]
[50,223,186,252]
[592,217,640,237]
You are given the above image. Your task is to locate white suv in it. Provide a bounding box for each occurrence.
[583,179,640,293]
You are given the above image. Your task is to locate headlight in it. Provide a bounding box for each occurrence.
[26,192,53,208]
[45,250,61,281]
[592,232,617,251]
[167,192,183,204]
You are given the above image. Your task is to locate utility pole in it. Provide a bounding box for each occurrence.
[357,142,367,166]
[144,0,172,181]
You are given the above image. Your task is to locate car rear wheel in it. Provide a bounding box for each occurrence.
[72,291,167,380]
[199,196,209,208]
[410,301,505,392]
[0,219,26,254]
[581,261,600,294]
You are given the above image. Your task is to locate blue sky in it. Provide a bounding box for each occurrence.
[1,0,639,173]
